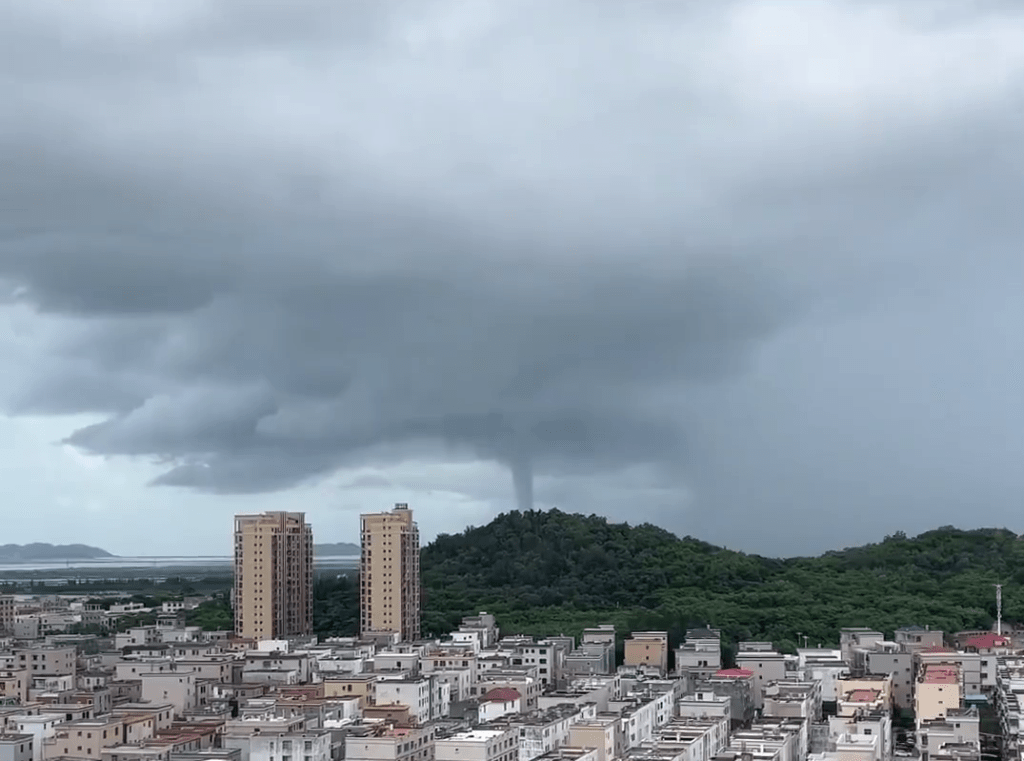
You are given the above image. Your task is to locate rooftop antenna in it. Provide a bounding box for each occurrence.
[995,584,1003,636]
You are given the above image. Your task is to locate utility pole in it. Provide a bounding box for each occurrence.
[995,583,1003,636]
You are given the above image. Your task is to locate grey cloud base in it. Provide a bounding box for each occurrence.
[1,0,1023,554]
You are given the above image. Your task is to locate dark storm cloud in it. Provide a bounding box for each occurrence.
[1,0,1023,551]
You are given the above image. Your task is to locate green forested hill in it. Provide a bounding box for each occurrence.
[416,509,1022,652]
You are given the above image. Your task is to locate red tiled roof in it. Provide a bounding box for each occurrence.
[965,633,1011,650]
[481,688,521,703]
[847,689,880,703]
[714,668,754,678]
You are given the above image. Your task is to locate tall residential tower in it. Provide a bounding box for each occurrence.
[233,511,313,641]
[360,503,420,641]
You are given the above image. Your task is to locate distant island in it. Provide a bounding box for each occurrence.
[314,542,360,556]
[0,543,113,562]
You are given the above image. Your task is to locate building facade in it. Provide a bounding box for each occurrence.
[233,512,314,641]
[623,632,668,675]
[0,596,14,635]
[360,504,420,642]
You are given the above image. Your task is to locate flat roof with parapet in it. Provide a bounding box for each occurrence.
[923,666,959,684]
[713,669,754,678]
[438,730,508,742]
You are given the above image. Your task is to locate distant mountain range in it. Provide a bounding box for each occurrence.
[0,543,114,561]
[315,542,360,555]
[0,541,359,562]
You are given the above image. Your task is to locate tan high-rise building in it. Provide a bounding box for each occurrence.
[360,503,420,641]
[0,595,14,635]
[233,511,313,641]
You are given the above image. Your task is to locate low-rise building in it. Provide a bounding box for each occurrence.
[735,645,788,710]
[917,664,961,727]
[624,634,668,677]
[611,685,678,750]
[13,649,76,679]
[47,717,124,760]
[248,732,332,761]
[568,718,622,761]
[537,677,620,714]
[917,650,981,698]
[374,675,450,723]
[864,646,913,711]
[677,692,731,725]
[763,681,822,722]
[322,675,376,706]
[474,670,540,712]
[0,734,34,761]
[674,630,722,682]
[434,730,518,761]
[917,708,979,761]
[646,718,729,761]
[10,714,63,761]
[477,689,521,723]
[895,627,944,654]
[483,702,597,761]
[961,634,1012,694]
[530,749,596,761]
[699,671,755,727]
[344,722,436,761]
[799,650,849,704]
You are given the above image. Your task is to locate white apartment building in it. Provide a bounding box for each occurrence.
[730,718,805,761]
[421,650,477,684]
[828,710,891,761]
[375,652,422,674]
[12,647,76,677]
[139,671,197,716]
[249,732,331,761]
[677,692,732,724]
[435,730,518,761]
[483,702,597,761]
[478,689,522,722]
[997,657,1024,761]
[674,629,722,680]
[865,647,914,710]
[431,670,473,702]
[374,676,450,723]
[0,734,33,761]
[918,709,980,761]
[345,724,436,761]
[839,629,885,665]
[632,718,730,761]
[9,716,62,761]
[798,649,849,702]
[532,750,597,761]
[763,681,822,721]
[475,670,541,711]
[736,644,790,709]
[507,641,559,687]
[611,689,677,750]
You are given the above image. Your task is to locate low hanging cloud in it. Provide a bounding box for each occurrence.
[1,0,1023,551]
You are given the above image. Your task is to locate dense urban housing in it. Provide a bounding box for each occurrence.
[0,508,1019,761]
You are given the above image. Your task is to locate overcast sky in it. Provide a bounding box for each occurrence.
[1,0,1022,557]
